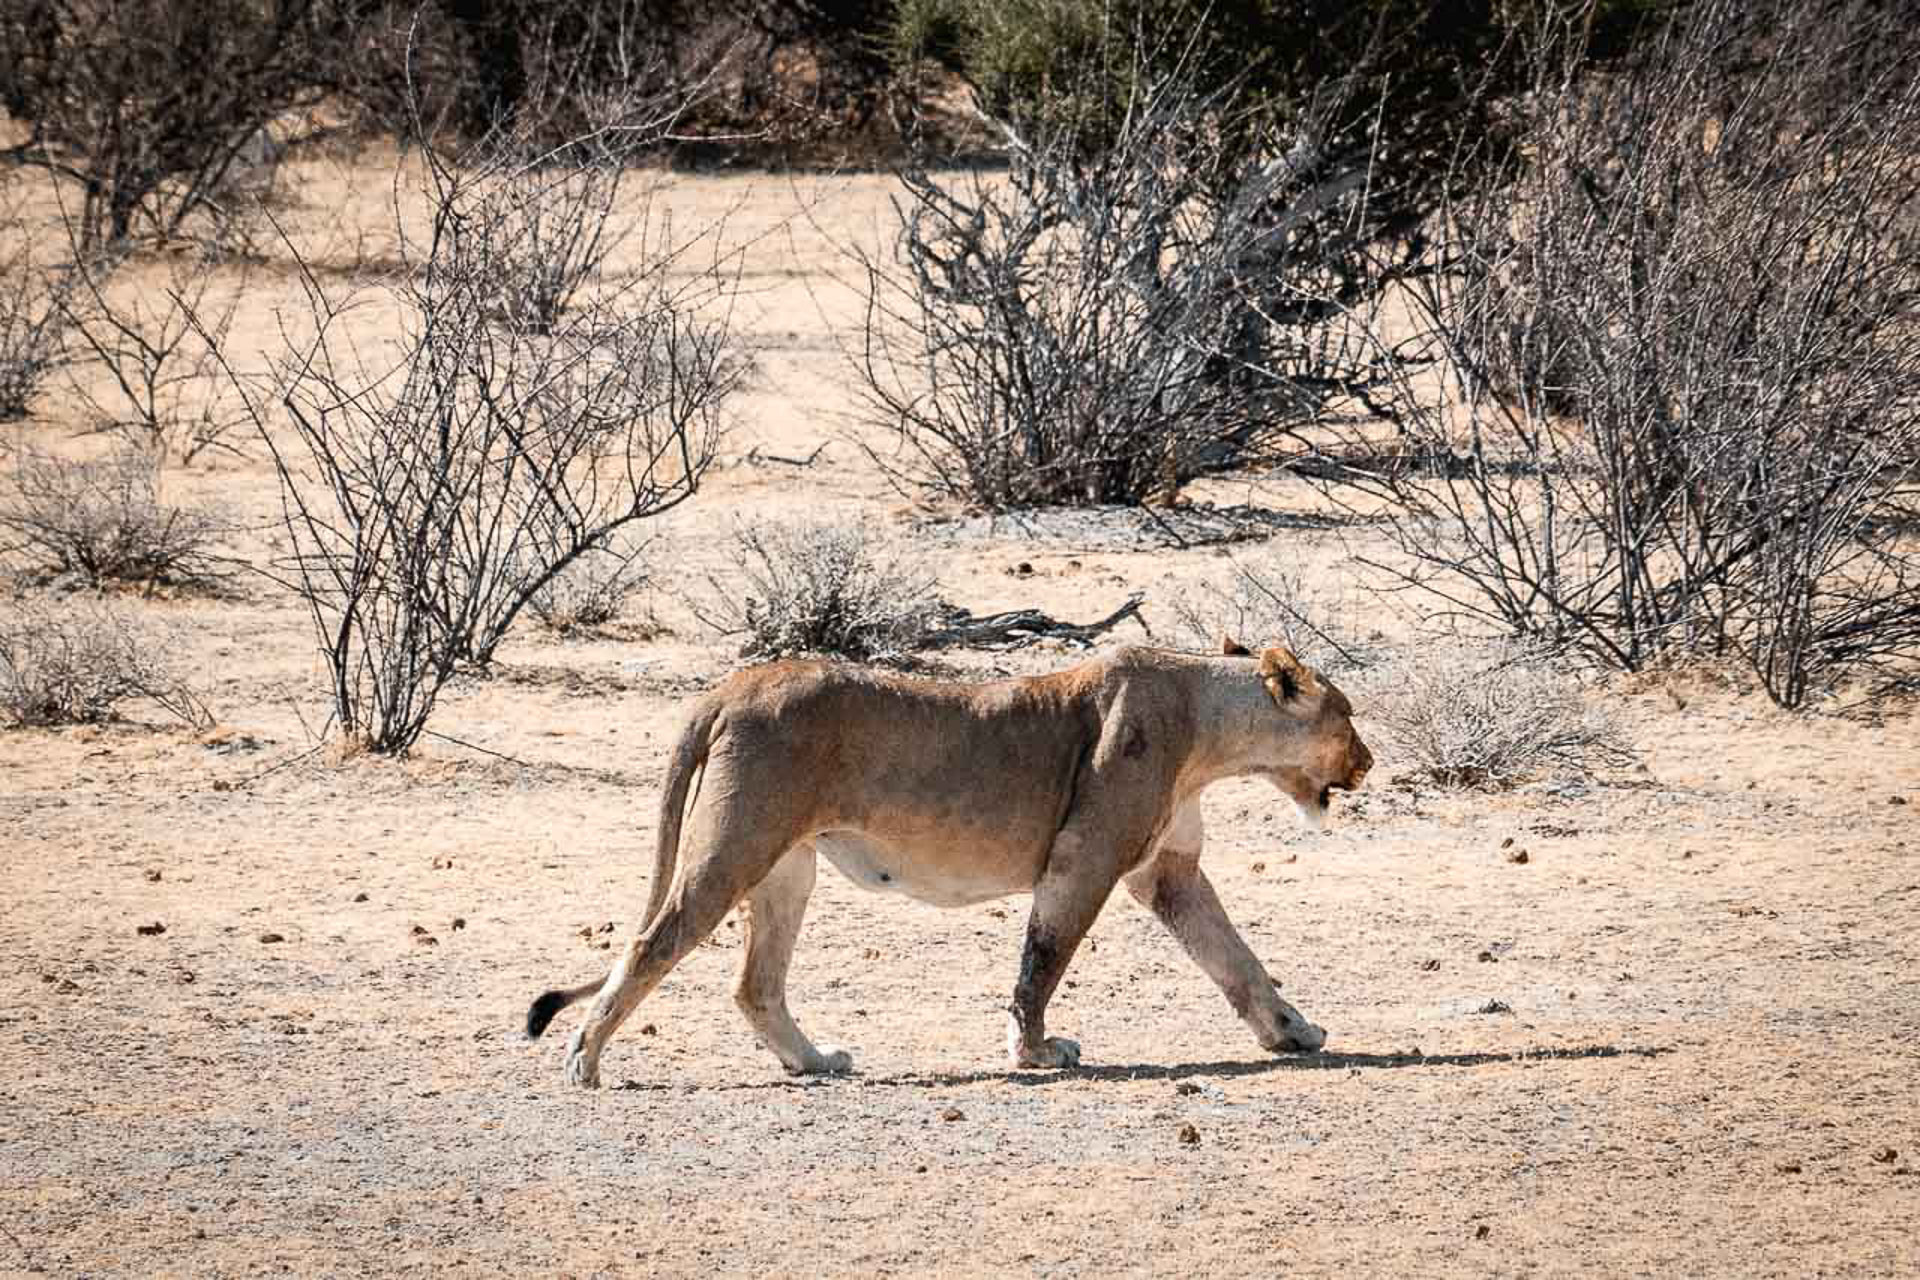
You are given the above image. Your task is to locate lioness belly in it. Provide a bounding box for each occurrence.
[811,831,1034,908]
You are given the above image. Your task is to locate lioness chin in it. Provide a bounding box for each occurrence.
[525,637,1372,1087]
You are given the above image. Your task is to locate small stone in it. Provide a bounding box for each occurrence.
[1250,862,1266,874]
[1474,999,1513,1015]
[1419,958,1441,972]
[1474,1224,1491,1240]
[1874,1147,1898,1164]
[1500,837,1514,849]
[598,921,616,934]
[1891,796,1908,806]
[1177,1123,1200,1146]
[1776,1162,1803,1174]
[451,917,467,931]
[136,922,166,937]
[432,856,454,870]
[1476,950,1496,963]
[1506,848,1529,865]
[258,932,285,944]
[352,892,369,903]
[639,1023,657,1036]
[1175,1082,1202,1096]
[411,924,429,936]
[941,1107,965,1122]
[144,869,162,883]
[415,934,439,947]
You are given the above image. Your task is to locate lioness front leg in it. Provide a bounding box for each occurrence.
[1006,858,1115,1069]
[1125,820,1326,1053]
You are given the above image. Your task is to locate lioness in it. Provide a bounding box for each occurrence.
[526,638,1372,1087]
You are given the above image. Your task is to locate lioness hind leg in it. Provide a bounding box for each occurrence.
[1124,841,1326,1054]
[735,845,851,1075]
[564,842,780,1088]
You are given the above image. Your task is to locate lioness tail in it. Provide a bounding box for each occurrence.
[525,981,602,1038]
[522,698,722,1041]
[642,696,721,930]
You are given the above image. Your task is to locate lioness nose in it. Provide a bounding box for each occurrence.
[1352,739,1373,784]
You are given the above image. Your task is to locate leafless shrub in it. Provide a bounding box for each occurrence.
[0,0,350,253]
[525,538,652,634]
[699,520,938,663]
[1364,641,1634,790]
[215,94,740,754]
[855,54,1408,509]
[58,253,251,464]
[0,598,210,729]
[0,218,88,423]
[1166,552,1371,674]
[0,446,215,585]
[392,19,717,338]
[1365,0,1920,708]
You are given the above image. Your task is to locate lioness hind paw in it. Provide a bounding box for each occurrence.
[562,1031,602,1089]
[783,1046,854,1076]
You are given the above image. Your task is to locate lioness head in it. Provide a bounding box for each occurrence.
[1223,636,1373,830]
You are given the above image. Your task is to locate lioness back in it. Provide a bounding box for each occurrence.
[704,658,1103,853]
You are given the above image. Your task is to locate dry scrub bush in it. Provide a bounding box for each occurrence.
[220,89,740,754]
[59,253,251,464]
[1367,0,1920,708]
[0,447,215,585]
[700,520,938,663]
[0,223,86,423]
[1166,552,1371,674]
[0,598,209,728]
[0,0,346,253]
[525,539,652,633]
[856,56,1408,509]
[1365,641,1633,790]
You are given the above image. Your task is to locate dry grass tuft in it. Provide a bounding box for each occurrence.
[699,520,938,663]
[0,447,215,586]
[1363,640,1634,789]
[0,598,209,729]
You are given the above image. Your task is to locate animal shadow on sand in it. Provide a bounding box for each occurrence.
[610,1043,1672,1093]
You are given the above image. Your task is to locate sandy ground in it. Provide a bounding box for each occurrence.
[2,158,1919,1278]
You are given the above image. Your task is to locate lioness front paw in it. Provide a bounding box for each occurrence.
[1011,1035,1081,1069]
[562,1029,601,1089]
[1272,1019,1326,1054]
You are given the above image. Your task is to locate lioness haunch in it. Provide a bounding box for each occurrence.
[526,637,1372,1087]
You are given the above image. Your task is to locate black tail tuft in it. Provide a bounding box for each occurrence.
[526,989,569,1039]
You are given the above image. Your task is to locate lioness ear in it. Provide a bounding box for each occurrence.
[1260,645,1307,701]
[1221,635,1253,657]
